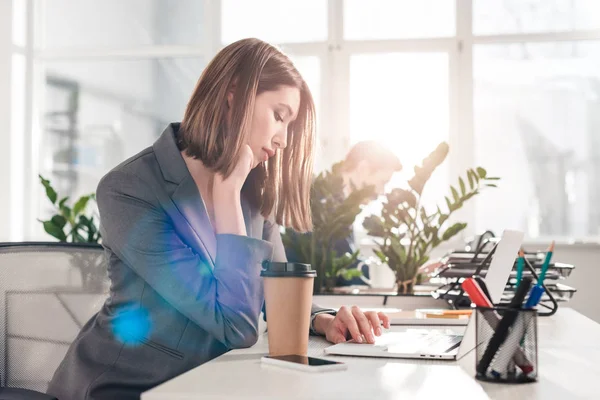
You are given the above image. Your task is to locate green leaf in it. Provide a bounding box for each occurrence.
[51,215,67,229]
[459,177,466,195]
[419,207,429,224]
[470,169,480,183]
[451,186,459,202]
[73,231,86,243]
[467,170,475,189]
[442,222,468,241]
[485,177,501,181]
[445,196,453,212]
[476,167,487,179]
[42,220,67,241]
[373,248,387,263]
[39,175,57,204]
[485,183,498,188]
[73,196,91,218]
[86,216,99,242]
[61,205,72,222]
[390,238,407,265]
[58,197,70,209]
[338,268,363,280]
[438,213,448,226]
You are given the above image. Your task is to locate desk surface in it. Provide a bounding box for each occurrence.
[142,308,600,400]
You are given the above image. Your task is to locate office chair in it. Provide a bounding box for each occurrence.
[0,242,109,400]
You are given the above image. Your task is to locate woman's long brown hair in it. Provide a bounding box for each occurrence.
[180,38,316,232]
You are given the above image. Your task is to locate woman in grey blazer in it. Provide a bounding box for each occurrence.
[47,38,390,400]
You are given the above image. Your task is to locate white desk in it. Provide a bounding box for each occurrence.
[142,308,600,400]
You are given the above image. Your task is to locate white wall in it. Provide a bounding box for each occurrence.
[536,243,600,323]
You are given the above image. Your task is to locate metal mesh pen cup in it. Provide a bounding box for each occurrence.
[475,307,538,383]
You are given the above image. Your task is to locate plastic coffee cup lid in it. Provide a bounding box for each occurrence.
[260,261,317,278]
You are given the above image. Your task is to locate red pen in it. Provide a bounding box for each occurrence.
[462,278,493,307]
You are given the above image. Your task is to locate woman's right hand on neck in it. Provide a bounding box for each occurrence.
[213,145,255,193]
[212,145,255,236]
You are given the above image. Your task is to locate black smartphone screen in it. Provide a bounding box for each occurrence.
[265,355,343,366]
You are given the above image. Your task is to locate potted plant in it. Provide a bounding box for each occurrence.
[38,175,106,291]
[282,162,376,293]
[363,142,499,295]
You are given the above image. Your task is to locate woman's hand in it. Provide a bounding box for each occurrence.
[212,145,254,235]
[313,306,391,344]
[213,144,255,193]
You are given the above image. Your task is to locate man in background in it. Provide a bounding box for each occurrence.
[334,141,402,286]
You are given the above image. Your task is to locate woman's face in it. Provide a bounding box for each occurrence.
[245,85,301,168]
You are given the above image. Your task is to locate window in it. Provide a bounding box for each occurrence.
[474,0,600,35]
[39,57,205,204]
[290,56,321,118]
[474,41,600,238]
[25,0,215,239]
[13,1,600,242]
[12,0,26,47]
[344,0,455,40]
[11,54,26,240]
[349,52,449,188]
[39,0,206,48]
[349,52,450,242]
[221,0,327,45]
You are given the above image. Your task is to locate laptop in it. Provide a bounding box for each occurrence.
[324,229,524,361]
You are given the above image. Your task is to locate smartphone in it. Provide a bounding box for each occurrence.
[261,354,347,372]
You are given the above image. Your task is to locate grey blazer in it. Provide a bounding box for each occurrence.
[47,123,332,400]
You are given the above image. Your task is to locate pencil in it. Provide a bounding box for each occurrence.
[515,249,525,288]
[538,241,555,283]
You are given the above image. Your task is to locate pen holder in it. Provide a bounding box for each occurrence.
[475,307,538,383]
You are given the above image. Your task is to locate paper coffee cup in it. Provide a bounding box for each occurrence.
[261,262,317,356]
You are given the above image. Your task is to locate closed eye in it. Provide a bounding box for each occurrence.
[274,111,283,122]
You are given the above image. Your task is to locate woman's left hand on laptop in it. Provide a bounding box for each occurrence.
[313,306,390,344]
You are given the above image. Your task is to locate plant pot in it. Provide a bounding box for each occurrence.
[396,277,417,295]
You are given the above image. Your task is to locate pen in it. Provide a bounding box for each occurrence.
[476,277,533,377]
[524,241,555,309]
[461,278,493,307]
[515,249,525,288]
[537,241,555,283]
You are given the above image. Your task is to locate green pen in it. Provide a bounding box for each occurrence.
[515,249,525,288]
[538,241,555,284]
